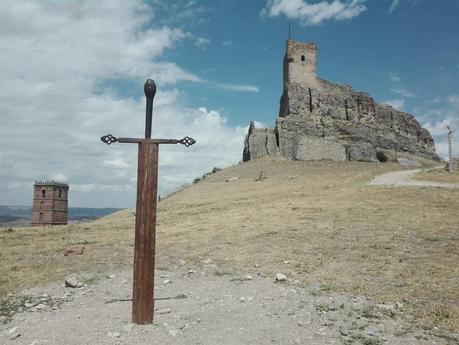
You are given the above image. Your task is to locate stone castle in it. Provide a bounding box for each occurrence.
[31,181,69,226]
[243,39,438,162]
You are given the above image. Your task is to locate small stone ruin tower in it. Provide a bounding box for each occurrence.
[31,181,69,226]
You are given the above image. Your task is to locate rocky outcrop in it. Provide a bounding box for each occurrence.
[243,39,438,163]
[243,122,278,161]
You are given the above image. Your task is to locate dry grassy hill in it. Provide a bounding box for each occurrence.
[1,157,458,333]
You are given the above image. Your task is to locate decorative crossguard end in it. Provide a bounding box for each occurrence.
[178,136,196,147]
[101,134,118,145]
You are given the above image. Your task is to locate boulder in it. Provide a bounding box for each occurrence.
[347,142,378,162]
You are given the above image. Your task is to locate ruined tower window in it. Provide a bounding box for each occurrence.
[40,201,44,209]
[39,212,44,222]
[41,189,46,198]
[59,189,62,198]
[301,55,305,63]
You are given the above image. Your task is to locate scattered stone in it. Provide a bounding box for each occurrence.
[240,297,246,302]
[156,308,172,314]
[106,274,116,279]
[168,329,179,337]
[64,245,85,256]
[275,273,287,282]
[10,333,21,340]
[112,332,121,338]
[226,177,239,182]
[163,279,171,285]
[245,275,253,280]
[65,275,83,288]
[8,326,18,334]
[34,304,46,311]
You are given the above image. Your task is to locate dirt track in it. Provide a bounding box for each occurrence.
[369,169,459,189]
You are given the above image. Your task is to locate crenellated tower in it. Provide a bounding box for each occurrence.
[31,181,69,226]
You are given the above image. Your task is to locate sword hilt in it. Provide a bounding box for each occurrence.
[144,79,156,139]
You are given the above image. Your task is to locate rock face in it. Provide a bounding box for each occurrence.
[243,122,278,161]
[243,39,438,162]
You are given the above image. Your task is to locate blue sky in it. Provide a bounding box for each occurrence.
[0,0,458,207]
[153,0,459,130]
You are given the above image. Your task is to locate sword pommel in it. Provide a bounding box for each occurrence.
[144,79,156,99]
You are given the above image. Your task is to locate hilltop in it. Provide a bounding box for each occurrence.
[1,158,458,344]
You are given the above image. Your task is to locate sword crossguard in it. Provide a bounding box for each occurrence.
[101,134,118,145]
[178,136,196,147]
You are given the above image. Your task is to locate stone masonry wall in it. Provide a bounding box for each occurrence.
[32,184,69,225]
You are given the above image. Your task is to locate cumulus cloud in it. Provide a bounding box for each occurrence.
[419,95,459,159]
[0,1,246,207]
[261,0,367,25]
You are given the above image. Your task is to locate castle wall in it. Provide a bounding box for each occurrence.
[294,136,346,161]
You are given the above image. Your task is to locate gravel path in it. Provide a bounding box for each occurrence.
[369,169,459,189]
[1,264,455,345]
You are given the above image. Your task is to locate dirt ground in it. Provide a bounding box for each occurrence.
[1,157,458,343]
[1,266,456,345]
[370,169,459,188]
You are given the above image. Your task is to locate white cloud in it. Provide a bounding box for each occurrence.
[222,40,233,47]
[262,0,367,25]
[195,36,211,49]
[389,73,416,97]
[389,0,400,13]
[214,83,260,92]
[0,1,247,208]
[420,95,459,159]
[384,99,405,110]
[388,0,419,13]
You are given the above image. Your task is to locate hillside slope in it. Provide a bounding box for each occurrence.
[1,157,458,333]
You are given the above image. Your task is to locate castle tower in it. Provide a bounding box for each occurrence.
[31,181,69,226]
[280,39,318,117]
[283,39,318,89]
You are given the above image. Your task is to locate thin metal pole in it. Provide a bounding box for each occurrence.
[447,126,453,173]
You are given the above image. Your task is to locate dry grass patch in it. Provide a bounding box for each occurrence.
[1,157,458,333]
[414,168,459,184]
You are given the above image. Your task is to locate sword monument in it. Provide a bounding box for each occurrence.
[101,79,195,324]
